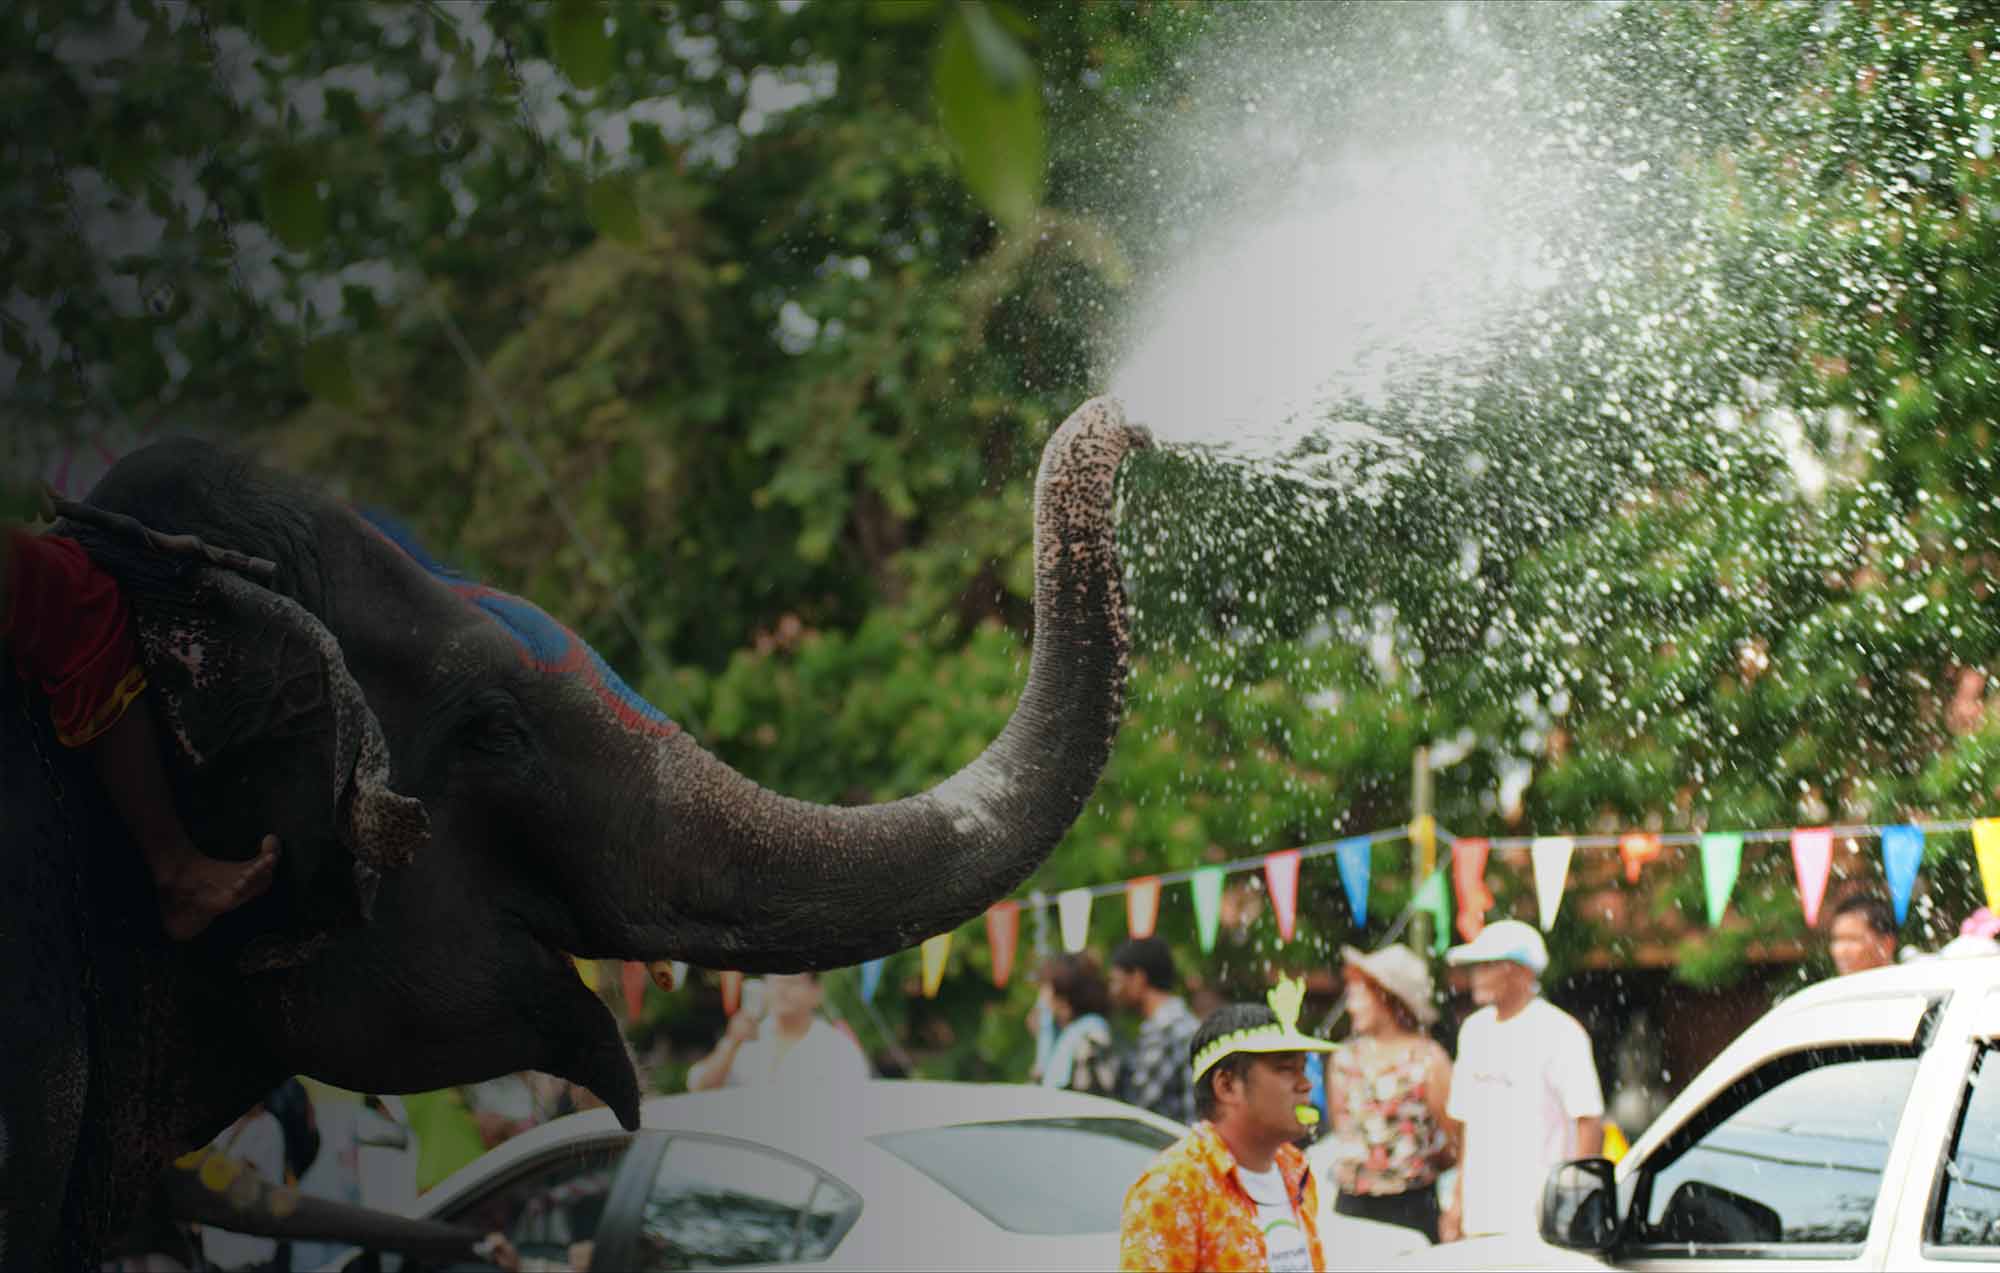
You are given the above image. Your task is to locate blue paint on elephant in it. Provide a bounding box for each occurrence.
[357,508,677,737]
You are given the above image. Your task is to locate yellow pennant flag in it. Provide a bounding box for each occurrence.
[1409,814,1438,879]
[572,956,600,991]
[1603,1121,1630,1164]
[921,931,953,998]
[1974,819,2000,913]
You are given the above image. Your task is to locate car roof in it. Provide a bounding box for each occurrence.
[418,1079,1185,1215]
[1615,949,2000,1173]
[1765,945,2000,1017]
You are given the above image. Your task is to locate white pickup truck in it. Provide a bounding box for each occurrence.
[1386,950,2000,1271]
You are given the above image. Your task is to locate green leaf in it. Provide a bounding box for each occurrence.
[300,335,359,409]
[586,173,644,244]
[548,0,614,91]
[324,87,364,134]
[986,1,1034,41]
[932,9,1044,231]
[0,317,30,365]
[259,149,327,252]
[629,120,669,169]
[961,1,1033,91]
[247,0,311,56]
[341,283,382,330]
[867,0,937,22]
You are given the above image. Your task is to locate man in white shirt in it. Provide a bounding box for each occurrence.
[1441,920,1603,1242]
[688,971,870,1090]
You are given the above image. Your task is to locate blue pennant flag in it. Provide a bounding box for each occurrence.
[1335,836,1372,927]
[1880,825,1923,926]
[859,958,885,1004]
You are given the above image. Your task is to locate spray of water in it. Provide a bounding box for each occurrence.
[1106,3,1592,457]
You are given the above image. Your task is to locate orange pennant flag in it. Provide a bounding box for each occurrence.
[1620,832,1662,884]
[720,970,743,1017]
[621,961,647,1020]
[1453,838,1494,942]
[986,902,1019,989]
[1126,876,1162,940]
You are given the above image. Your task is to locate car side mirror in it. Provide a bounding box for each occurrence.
[1540,1157,1620,1253]
[1658,1179,1782,1245]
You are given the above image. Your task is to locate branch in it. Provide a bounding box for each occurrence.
[42,483,278,581]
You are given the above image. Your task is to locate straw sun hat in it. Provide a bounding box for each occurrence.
[1338,944,1440,1026]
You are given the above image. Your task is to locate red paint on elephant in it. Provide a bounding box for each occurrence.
[356,513,679,740]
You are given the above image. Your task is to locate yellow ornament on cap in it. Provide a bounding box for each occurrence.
[199,1151,240,1193]
[1190,973,1336,1083]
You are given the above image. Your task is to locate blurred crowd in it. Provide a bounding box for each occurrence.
[142,885,1999,1272]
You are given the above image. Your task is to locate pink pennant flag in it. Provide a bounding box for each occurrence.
[1792,827,1834,927]
[622,961,647,1020]
[1453,838,1493,942]
[1126,876,1162,940]
[1264,848,1302,943]
[986,901,1020,989]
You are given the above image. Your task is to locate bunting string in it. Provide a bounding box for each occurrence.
[668,813,1996,1008]
[1467,817,1988,851]
[996,815,1983,923]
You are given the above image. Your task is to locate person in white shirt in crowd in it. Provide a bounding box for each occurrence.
[1441,920,1604,1242]
[688,970,870,1090]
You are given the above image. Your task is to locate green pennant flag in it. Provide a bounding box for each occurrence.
[1191,867,1225,953]
[1701,833,1744,927]
[1413,869,1451,955]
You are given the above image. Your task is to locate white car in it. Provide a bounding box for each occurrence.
[1390,949,2000,1271]
[324,1079,1414,1271]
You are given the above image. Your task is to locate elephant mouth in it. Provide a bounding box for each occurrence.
[508,912,644,1130]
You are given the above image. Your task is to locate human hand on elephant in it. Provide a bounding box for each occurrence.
[91,679,282,941]
[725,1005,763,1044]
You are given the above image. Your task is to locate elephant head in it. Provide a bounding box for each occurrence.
[82,396,1149,1130]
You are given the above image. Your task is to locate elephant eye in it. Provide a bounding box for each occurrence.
[459,692,531,757]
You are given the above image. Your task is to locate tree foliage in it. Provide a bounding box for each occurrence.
[11,0,2000,1082]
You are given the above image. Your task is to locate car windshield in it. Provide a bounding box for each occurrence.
[870,1116,1178,1236]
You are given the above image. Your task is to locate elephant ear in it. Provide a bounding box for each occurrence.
[127,566,430,970]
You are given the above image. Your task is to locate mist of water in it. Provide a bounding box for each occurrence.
[1105,3,1593,457]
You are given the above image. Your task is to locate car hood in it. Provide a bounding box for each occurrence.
[1384,1229,1613,1270]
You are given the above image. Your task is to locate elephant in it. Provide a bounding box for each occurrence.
[0,395,1149,1271]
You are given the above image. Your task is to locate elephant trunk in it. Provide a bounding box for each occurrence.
[593,396,1148,971]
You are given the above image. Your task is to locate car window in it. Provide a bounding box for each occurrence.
[440,1140,626,1269]
[869,1116,1179,1236]
[631,1134,860,1270]
[1635,1047,1920,1250]
[1933,1044,2000,1248]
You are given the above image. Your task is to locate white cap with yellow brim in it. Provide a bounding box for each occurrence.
[1190,975,1337,1088]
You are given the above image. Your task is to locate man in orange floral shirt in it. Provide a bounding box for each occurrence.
[1119,978,1336,1271]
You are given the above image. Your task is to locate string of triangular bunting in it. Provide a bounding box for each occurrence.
[622,815,2000,1013]
[848,815,2000,1003]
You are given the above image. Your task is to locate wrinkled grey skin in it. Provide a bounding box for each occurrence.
[0,396,1148,1271]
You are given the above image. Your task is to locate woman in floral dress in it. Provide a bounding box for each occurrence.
[1325,944,1458,1243]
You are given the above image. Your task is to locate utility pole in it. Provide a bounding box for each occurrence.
[1409,746,1435,955]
